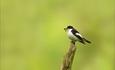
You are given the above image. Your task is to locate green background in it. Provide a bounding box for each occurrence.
[1,0,115,70]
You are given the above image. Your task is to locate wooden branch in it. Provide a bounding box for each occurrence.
[60,41,76,70]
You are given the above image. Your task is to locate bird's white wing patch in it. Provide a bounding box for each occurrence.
[76,33,83,37]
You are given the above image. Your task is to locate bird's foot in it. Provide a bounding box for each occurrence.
[71,41,75,45]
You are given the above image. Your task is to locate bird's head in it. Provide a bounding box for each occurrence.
[64,25,74,31]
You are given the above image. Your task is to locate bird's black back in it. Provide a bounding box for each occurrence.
[71,29,85,44]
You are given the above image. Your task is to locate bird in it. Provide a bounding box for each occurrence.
[64,25,91,44]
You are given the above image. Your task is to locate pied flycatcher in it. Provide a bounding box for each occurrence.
[64,25,91,44]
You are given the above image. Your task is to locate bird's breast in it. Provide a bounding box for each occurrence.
[67,29,78,41]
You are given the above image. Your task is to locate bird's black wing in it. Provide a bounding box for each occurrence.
[71,29,85,44]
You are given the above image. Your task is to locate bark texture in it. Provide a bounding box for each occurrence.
[60,41,76,70]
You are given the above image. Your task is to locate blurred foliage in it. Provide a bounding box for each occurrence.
[1,0,115,70]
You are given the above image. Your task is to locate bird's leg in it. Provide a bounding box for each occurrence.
[71,41,75,45]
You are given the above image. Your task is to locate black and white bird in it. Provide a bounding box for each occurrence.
[64,25,91,44]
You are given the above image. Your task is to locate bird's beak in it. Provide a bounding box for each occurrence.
[64,28,67,31]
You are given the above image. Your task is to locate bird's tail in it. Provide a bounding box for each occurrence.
[83,38,91,44]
